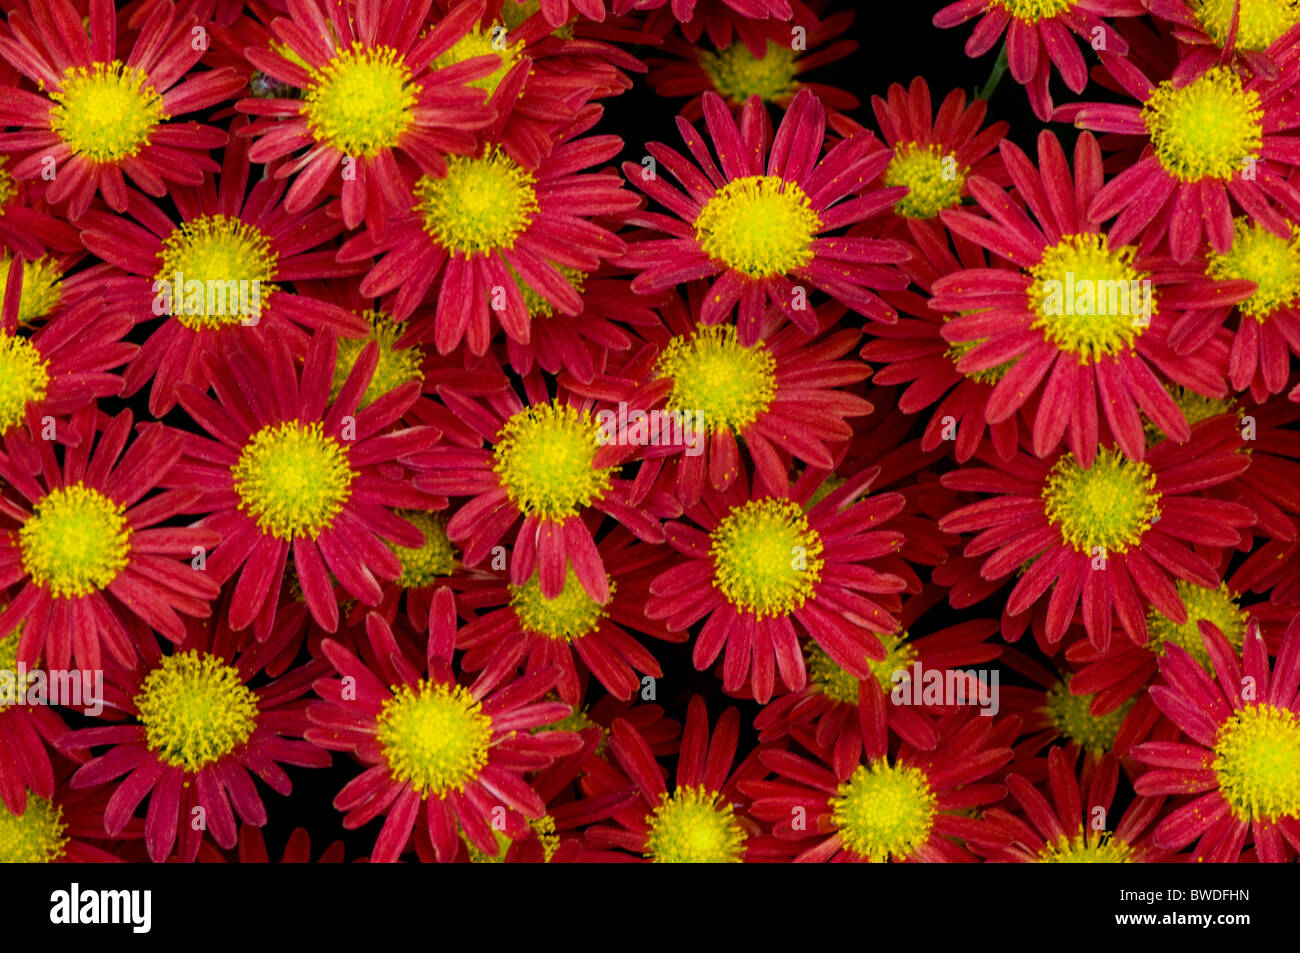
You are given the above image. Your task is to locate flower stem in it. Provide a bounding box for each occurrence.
[976,44,1009,101]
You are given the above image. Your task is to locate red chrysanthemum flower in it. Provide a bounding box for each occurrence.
[931,131,1235,465]
[939,431,1256,649]
[645,468,908,703]
[78,123,369,417]
[973,747,1169,861]
[1068,58,1300,262]
[870,76,1008,227]
[646,3,860,134]
[0,0,244,218]
[237,0,496,233]
[1145,0,1300,79]
[408,376,670,603]
[0,779,137,863]
[306,606,583,862]
[457,526,683,704]
[62,624,330,863]
[0,156,82,259]
[744,707,1014,861]
[580,694,765,862]
[0,407,220,672]
[0,620,72,814]
[621,89,910,345]
[340,128,634,353]
[169,332,440,637]
[932,0,1144,121]
[1132,614,1300,862]
[618,293,874,507]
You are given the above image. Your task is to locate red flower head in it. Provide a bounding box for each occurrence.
[622,89,910,346]
[0,0,245,219]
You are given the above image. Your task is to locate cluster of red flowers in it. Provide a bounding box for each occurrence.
[1,0,1299,865]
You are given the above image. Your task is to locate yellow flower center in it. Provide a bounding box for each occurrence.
[806,630,917,703]
[1042,449,1161,554]
[0,797,67,863]
[0,255,64,325]
[376,681,493,798]
[1194,0,1300,51]
[1027,234,1151,363]
[302,44,417,156]
[885,143,966,220]
[0,627,35,711]
[155,215,278,331]
[694,175,822,278]
[944,315,1018,384]
[415,149,539,256]
[1142,67,1262,182]
[389,511,457,588]
[232,421,354,541]
[491,401,616,520]
[1213,704,1300,821]
[655,324,776,434]
[509,567,613,641]
[331,311,424,408]
[831,760,937,861]
[699,40,799,105]
[991,0,1078,22]
[1037,831,1136,862]
[644,786,747,863]
[48,61,167,163]
[710,498,824,619]
[1045,677,1133,753]
[1206,217,1300,321]
[0,334,49,434]
[1148,581,1248,670]
[432,23,525,98]
[19,483,131,598]
[134,651,260,772]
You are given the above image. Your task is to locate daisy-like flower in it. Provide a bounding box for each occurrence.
[624,292,874,506]
[170,331,439,637]
[0,781,135,863]
[237,0,497,232]
[62,625,330,863]
[581,695,764,862]
[78,122,369,417]
[932,0,1143,121]
[938,431,1256,650]
[646,5,860,132]
[340,128,634,352]
[0,256,135,454]
[0,0,245,218]
[645,469,909,704]
[621,89,910,345]
[745,707,1014,862]
[1069,60,1300,262]
[1132,615,1300,861]
[306,607,583,862]
[0,407,220,672]
[1162,216,1300,400]
[755,611,1001,779]
[457,526,683,704]
[1145,0,1300,78]
[408,378,669,603]
[871,76,1008,227]
[931,131,1234,465]
[974,747,1168,861]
